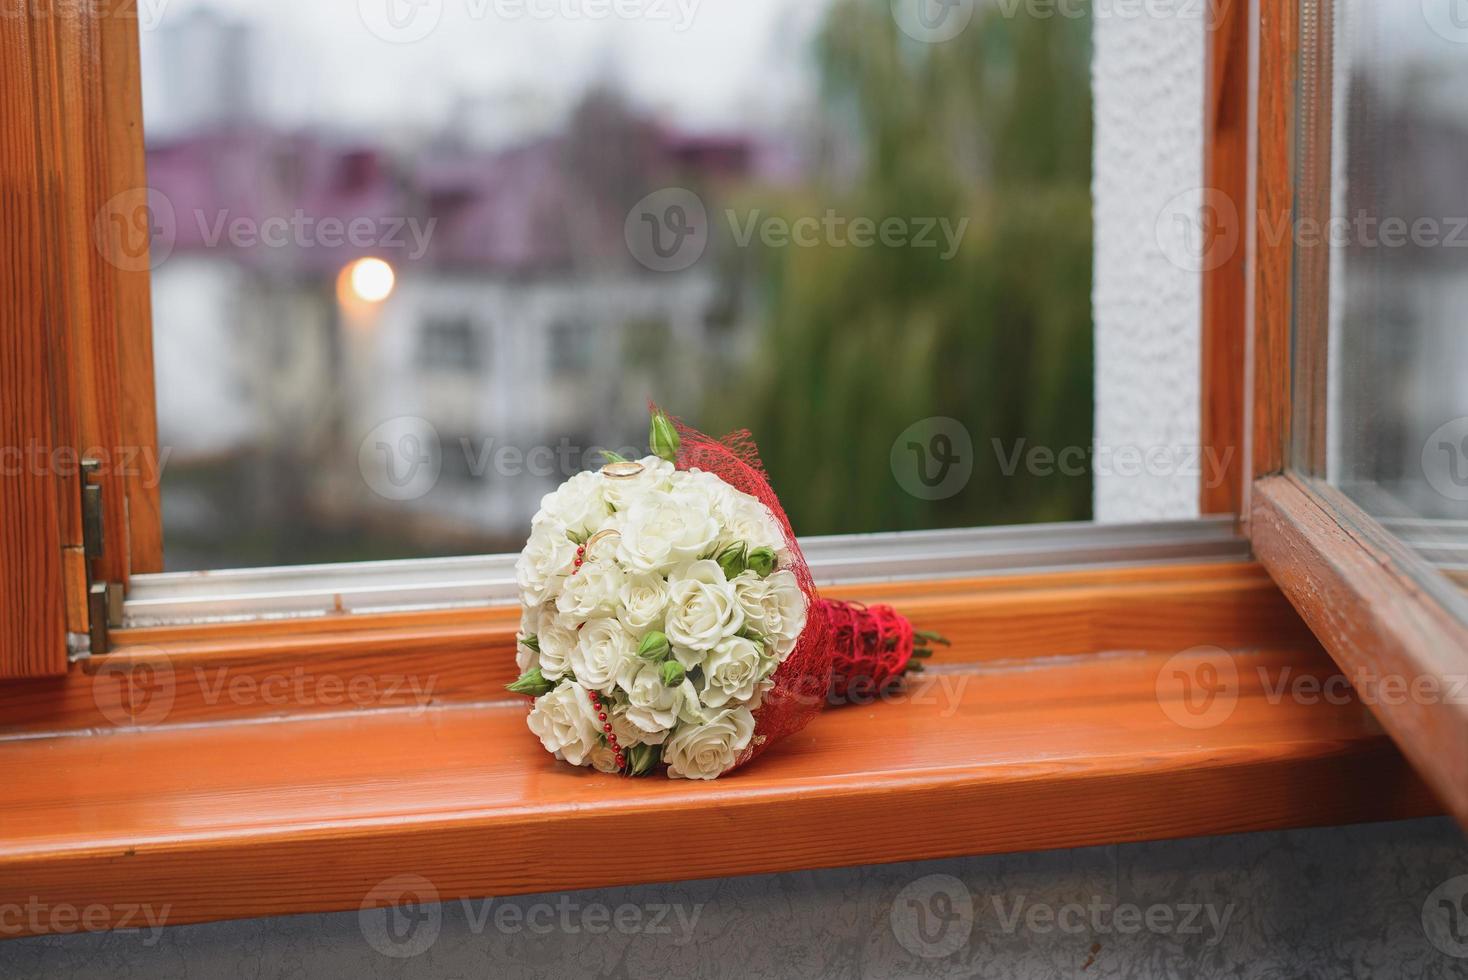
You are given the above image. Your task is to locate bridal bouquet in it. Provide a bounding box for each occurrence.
[509,408,945,779]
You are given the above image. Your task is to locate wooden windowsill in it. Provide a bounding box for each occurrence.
[0,562,1441,938]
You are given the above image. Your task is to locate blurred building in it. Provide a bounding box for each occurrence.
[146,121,761,551]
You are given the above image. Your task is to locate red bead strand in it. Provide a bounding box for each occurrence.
[587,689,625,772]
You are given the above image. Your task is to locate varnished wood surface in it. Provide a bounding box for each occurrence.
[0,562,1316,737]
[48,0,163,584]
[1253,476,1468,826]
[1245,0,1299,504]
[1,2,70,678]
[0,638,1438,939]
[1201,0,1248,515]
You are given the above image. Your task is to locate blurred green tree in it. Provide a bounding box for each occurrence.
[709,0,1093,535]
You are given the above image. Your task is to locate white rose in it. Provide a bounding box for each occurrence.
[618,572,670,633]
[588,742,622,774]
[516,522,577,606]
[733,570,808,661]
[699,635,774,708]
[616,490,721,575]
[609,700,668,748]
[516,605,539,674]
[569,618,638,689]
[533,470,611,537]
[663,706,756,780]
[534,608,578,681]
[664,560,744,653]
[718,491,787,553]
[673,469,737,512]
[601,455,675,511]
[555,557,624,625]
[618,661,698,735]
[526,682,602,767]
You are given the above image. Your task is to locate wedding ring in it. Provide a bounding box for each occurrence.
[601,461,646,479]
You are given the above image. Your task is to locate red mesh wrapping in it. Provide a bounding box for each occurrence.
[823,600,917,702]
[662,409,833,770]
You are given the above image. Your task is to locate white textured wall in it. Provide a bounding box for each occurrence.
[1092,11,1206,522]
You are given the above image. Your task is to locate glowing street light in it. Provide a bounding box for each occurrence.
[339,256,396,305]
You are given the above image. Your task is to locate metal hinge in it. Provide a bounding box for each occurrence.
[80,458,123,656]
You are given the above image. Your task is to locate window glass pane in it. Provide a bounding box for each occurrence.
[141,1,1095,569]
[1306,0,1468,601]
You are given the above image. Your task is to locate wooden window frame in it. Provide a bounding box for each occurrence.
[0,0,1460,939]
[1201,0,1468,821]
[1,0,162,680]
